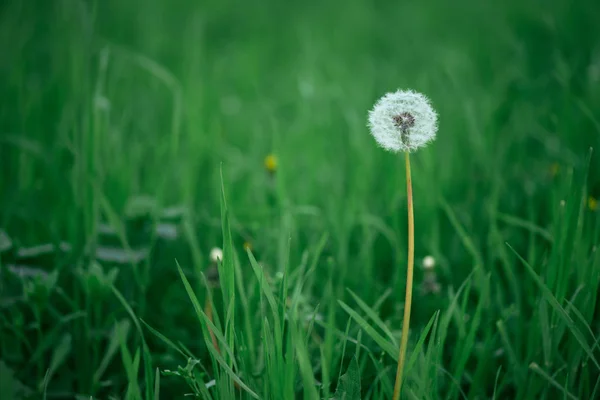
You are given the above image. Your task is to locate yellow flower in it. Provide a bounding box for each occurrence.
[264,154,277,174]
[243,241,253,251]
[589,196,598,211]
[550,163,560,177]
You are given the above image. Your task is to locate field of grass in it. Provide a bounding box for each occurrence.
[1,0,600,398]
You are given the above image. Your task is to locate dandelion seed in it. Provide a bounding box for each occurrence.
[368,89,438,153]
[209,247,223,263]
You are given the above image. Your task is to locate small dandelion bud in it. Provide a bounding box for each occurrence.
[264,154,277,174]
[589,196,598,211]
[368,89,438,152]
[209,247,223,263]
[422,255,436,270]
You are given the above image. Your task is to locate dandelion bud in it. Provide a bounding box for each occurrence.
[368,90,438,152]
[589,196,598,211]
[264,154,277,174]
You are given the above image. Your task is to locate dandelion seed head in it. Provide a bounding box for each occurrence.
[368,89,438,152]
[209,247,223,263]
[422,255,436,270]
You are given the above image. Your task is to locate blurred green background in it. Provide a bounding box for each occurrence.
[1,0,599,399]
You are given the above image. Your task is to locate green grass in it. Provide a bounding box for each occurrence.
[1,0,600,398]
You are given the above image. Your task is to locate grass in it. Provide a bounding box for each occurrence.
[1,0,600,398]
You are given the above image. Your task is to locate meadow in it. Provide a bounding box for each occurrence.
[1,0,600,398]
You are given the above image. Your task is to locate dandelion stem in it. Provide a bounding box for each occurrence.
[393,151,415,400]
[205,291,241,390]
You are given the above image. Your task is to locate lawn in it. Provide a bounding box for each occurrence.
[1,0,600,399]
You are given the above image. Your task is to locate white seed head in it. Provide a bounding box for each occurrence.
[368,89,438,152]
[422,255,436,270]
[209,247,223,263]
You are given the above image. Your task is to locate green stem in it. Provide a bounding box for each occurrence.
[393,151,414,400]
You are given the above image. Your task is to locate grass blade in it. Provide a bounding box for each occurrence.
[338,300,398,360]
[347,289,397,346]
[529,363,578,400]
[507,243,599,370]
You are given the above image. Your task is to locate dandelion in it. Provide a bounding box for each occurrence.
[264,154,278,174]
[206,248,222,355]
[368,89,437,153]
[422,255,436,270]
[368,89,438,399]
[209,247,223,263]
